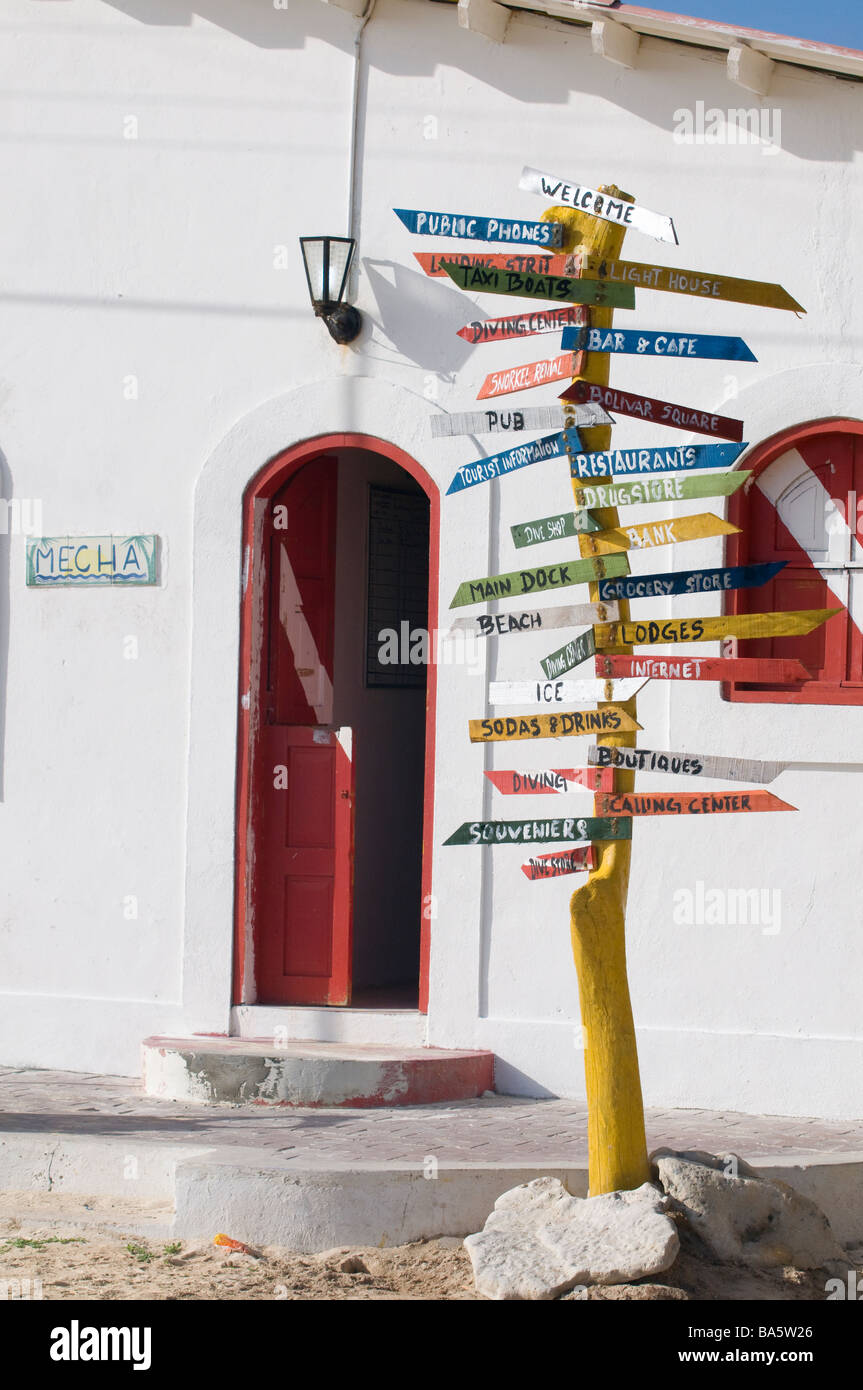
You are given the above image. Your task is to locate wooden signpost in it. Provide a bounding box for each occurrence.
[449,552,629,608]
[431,403,611,439]
[570,472,749,509]
[580,513,740,556]
[559,379,745,441]
[485,768,614,795]
[468,707,642,742]
[440,261,636,309]
[577,253,805,313]
[444,600,620,639]
[594,608,841,649]
[593,790,795,817]
[477,351,585,400]
[586,744,788,783]
[394,208,563,246]
[595,654,811,684]
[561,325,756,362]
[521,846,595,881]
[569,440,747,478]
[519,167,678,245]
[487,678,647,706]
[443,815,632,846]
[456,304,588,345]
[595,561,785,603]
[511,510,601,547]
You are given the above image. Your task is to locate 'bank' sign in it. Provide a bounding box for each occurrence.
[26,535,158,586]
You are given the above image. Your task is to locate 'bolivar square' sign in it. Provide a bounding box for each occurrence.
[26,535,158,586]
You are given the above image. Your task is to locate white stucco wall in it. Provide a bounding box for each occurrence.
[0,0,861,1116]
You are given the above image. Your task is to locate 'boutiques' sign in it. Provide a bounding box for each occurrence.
[26,535,158,586]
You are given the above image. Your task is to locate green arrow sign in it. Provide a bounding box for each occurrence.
[440,261,636,309]
[444,816,632,846]
[449,552,629,609]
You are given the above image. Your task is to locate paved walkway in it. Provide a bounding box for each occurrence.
[2,1067,862,1165]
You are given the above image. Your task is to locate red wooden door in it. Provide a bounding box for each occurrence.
[252,456,355,1004]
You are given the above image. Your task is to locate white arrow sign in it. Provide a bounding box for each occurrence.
[444,601,620,639]
[586,745,788,783]
[519,167,678,246]
[429,402,612,439]
[489,678,647,706]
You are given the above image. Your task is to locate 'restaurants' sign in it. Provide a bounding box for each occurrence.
[595,561,785,602]
[519,166,678,245]
[511,510,601,547]
[487,678,647,705]
[521,846,595,881]
[569,441,746,478]
[444,600,620,638]
[456,304,588,345]
[485,768,614,795]
[449,552,629,608]
[477,351,583,400]
[445,429,580,495]
[394,208,563,246]
[570,472,749,510]
[561,326,756,362]
[443,815,632,846]
[593,790,795,816]
[595,654,811,684]
[586,744,787,783]
[580,513,740,555]
[594,608,841,648]
[541,630,597,679]
[26,535,158,587]
[559,380,745,441]
[468,707,642,743]
[431,403,611,439]
[578,253,804,312]
[441,261,636,309]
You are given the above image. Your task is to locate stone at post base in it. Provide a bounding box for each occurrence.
[652,1148,846,1269]
[464,1176,679,1300]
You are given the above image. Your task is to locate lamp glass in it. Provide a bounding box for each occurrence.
[300,236,355,308]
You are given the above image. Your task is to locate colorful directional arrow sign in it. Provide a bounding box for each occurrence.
[519,167,678,245]
[586,745,788,783]
[561,326,756,362]
[431,402,611,439]
[521,846,595,881]
[578,253,804,313]
[456,304,588,345]
[488,678,647,705]
[477,351,584,400]
[595,561,785,603]
[440,261,636,309]
[570,472,749,510]
[511,509,601,547]
[559,380,745,441]
[594,608,841,648]
[468,707,642,742]
[449,552,629,608]
[595,654,811,684]
[541,630,597,679]
[443,815,632,846]
[593,790,795,816]
[580,513,740,556]
[394,208,562,246]
[444,600,620,638]
[445,429,581,495]
[485,768,614,795]
[569,441,747,479]
[415,251,560,279]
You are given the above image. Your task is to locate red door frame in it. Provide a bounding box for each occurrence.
[233,433,439,1013]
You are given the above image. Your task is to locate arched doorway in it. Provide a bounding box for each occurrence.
[234,434,439,1013]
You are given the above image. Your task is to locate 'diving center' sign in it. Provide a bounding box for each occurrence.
[26,535,158,587]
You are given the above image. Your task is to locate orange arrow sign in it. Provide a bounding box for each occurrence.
[593,790,796,816]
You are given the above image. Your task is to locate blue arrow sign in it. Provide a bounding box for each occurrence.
[596,562,786,603]
[446,429,581,495]
[394,208,562,248]
[560,325,756,362]
[570,441,747,480]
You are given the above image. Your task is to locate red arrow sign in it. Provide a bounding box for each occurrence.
[456,304,588,346]
[594,654,812,684]
[558,379,744,441]
[477,350,586,399]
[521,845,595,881]
[415,251,574,279]
[485,767,614,795]
[593,790,796,816]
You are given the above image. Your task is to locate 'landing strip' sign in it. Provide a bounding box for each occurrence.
[431,403,611,439]
[444,816,632,846]
[394,208,562,246]
[449,552,629,608]
[519,166,678,245]
[559,380,745,441]
[441,261,636,309]
[586,745,787,783]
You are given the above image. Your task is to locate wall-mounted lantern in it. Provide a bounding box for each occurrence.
[299,236,362,344]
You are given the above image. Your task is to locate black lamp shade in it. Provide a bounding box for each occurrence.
[300,236,355,311]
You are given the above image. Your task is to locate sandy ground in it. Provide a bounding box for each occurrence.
[0,1208,854,1301]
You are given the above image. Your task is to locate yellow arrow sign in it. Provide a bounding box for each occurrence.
[469,707,642,743]
[579,254,804,313]
[580,513,740,555]
[595,608,842,649]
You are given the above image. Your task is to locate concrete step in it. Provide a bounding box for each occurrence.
[141,1037,495,1107]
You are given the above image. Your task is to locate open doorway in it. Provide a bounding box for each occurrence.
[235,437,437,1014]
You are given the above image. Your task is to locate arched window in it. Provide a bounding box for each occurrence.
[725,419,863,705]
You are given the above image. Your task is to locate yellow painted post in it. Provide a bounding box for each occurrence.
[542,191,651,1195]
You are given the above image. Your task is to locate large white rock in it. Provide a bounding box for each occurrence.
[653,1149,846,1269]
[464,1177,680,1301]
